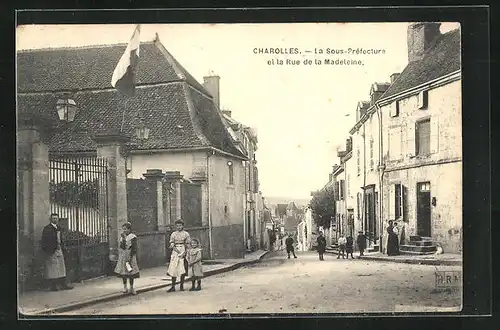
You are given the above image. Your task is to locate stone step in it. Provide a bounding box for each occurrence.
[367,245,380,252]
[399,250,437,256]
[409,235,433,242]
[408,240,434,247]
[400,244,437,253]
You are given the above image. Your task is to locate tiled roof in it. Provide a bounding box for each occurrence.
[17,41,244,157]
[17,41,211,96]
[381,29,461,100]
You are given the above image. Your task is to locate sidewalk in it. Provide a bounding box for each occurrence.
[325,248,461,266]
[19,250,268,316]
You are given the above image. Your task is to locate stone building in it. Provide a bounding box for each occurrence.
[378,23,461,253]
[17,33,249,272]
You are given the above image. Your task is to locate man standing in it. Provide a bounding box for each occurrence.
[356,231,366,257]
[337,234,347,259]
[316,231,327,261]
[285,234,297,259]
[41,213,73,291]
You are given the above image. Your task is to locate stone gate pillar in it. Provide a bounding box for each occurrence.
[143,169,165,231]
[93,133,129,264]
[163,171,183,224]
[17,114,52,289]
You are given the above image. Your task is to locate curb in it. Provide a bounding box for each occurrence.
[324,251,461,266]
[27,251,269,316]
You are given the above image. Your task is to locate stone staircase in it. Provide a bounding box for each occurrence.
[399,236,437,255]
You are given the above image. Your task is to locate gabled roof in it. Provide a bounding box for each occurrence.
[17,41,210,95]
[276,204,288,217]
[17,40,245,158]
[380,28,461,100]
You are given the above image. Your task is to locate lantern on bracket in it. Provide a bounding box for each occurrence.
[56,97,77,122]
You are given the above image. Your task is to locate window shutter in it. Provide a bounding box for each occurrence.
[334,182,340,201]
[430,116,439,154]
[402,185,408,222]
[407,123,416,157]
[388,184,395,220]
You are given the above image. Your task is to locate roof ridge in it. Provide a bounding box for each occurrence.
[17,41,156,53]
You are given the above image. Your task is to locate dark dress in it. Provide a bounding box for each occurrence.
[285,237,294,252]
[316,236,326,254]
[356,234,366,252]
[345,237,354,253]
[386,225,400,256]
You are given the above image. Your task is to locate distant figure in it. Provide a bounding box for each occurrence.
[386,220,400,256]
[356,231,366,257]
[187,238,203,291]
[337,235,347,259]
[41,213,73,291]
[114,222,140,295]
[285,234,297,259]
[345,236,354,259]
[316,231,327,261]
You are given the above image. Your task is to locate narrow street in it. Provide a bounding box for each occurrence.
[60,251,461,315]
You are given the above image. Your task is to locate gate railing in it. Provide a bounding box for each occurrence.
[49,155,110,281]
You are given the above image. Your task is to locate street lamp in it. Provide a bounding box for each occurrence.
[56,98,77,123]
[135,121,150,140]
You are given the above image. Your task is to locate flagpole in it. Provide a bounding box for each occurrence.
[120,96,128,133]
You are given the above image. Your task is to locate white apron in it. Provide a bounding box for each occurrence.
[167,244,187,278]
[44,231,67,279]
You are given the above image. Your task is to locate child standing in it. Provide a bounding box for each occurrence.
[187,238,204,291]
[114,222,140,295]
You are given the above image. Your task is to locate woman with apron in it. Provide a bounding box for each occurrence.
[167,219,191,292]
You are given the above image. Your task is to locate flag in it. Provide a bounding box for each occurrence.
[111,25,141,97]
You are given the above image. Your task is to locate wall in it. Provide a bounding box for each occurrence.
[136,231,166,269]
[383,162,462,253]
[126,178,158,233]
[209,153,245,258]
[381,79,462,253]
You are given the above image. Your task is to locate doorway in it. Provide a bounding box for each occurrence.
[364,185,377,244]
[417,182,431,237]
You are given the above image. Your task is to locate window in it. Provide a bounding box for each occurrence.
[228,161,234,185]
[390,101,400,117]
[419,182,431,192]
[395,184,402,219]
[356,149,361,176]
[340,180,345,200]
[418,91,428,109]
[369,138,374,170]
[416,119,431,156]
[334,181,340,201]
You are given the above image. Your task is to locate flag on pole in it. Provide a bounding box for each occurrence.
[111,25,141,97]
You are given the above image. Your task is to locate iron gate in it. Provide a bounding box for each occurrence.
[49,156,110,282]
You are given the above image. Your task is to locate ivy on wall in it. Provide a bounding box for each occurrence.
[49,179,99,209]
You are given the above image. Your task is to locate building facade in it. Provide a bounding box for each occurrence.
[378,23,462,253]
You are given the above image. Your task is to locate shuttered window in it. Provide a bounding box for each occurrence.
[416,119,431,156]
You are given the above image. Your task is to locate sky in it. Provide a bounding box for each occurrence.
[16,22,459,200]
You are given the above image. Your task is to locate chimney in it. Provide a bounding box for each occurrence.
[346,137,352,152]
[222,110,232,117]
[390,73,400,84]
[407,22,441,62]
[203,74,220,109]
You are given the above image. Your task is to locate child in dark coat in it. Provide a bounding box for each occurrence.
[356,231,366,257]
[345,236,354,259]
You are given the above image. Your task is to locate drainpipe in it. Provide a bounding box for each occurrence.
[375,103,385,252]
[207,149,214,259]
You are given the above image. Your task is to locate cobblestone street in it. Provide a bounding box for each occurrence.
[60,251,462,315]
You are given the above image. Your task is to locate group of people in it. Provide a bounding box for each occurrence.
[41,214,204,295]
[314,231,368,260]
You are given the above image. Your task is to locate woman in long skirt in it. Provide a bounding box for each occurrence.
[114,222,140,295]
[167,219,191,292]
[386,220,400,256]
